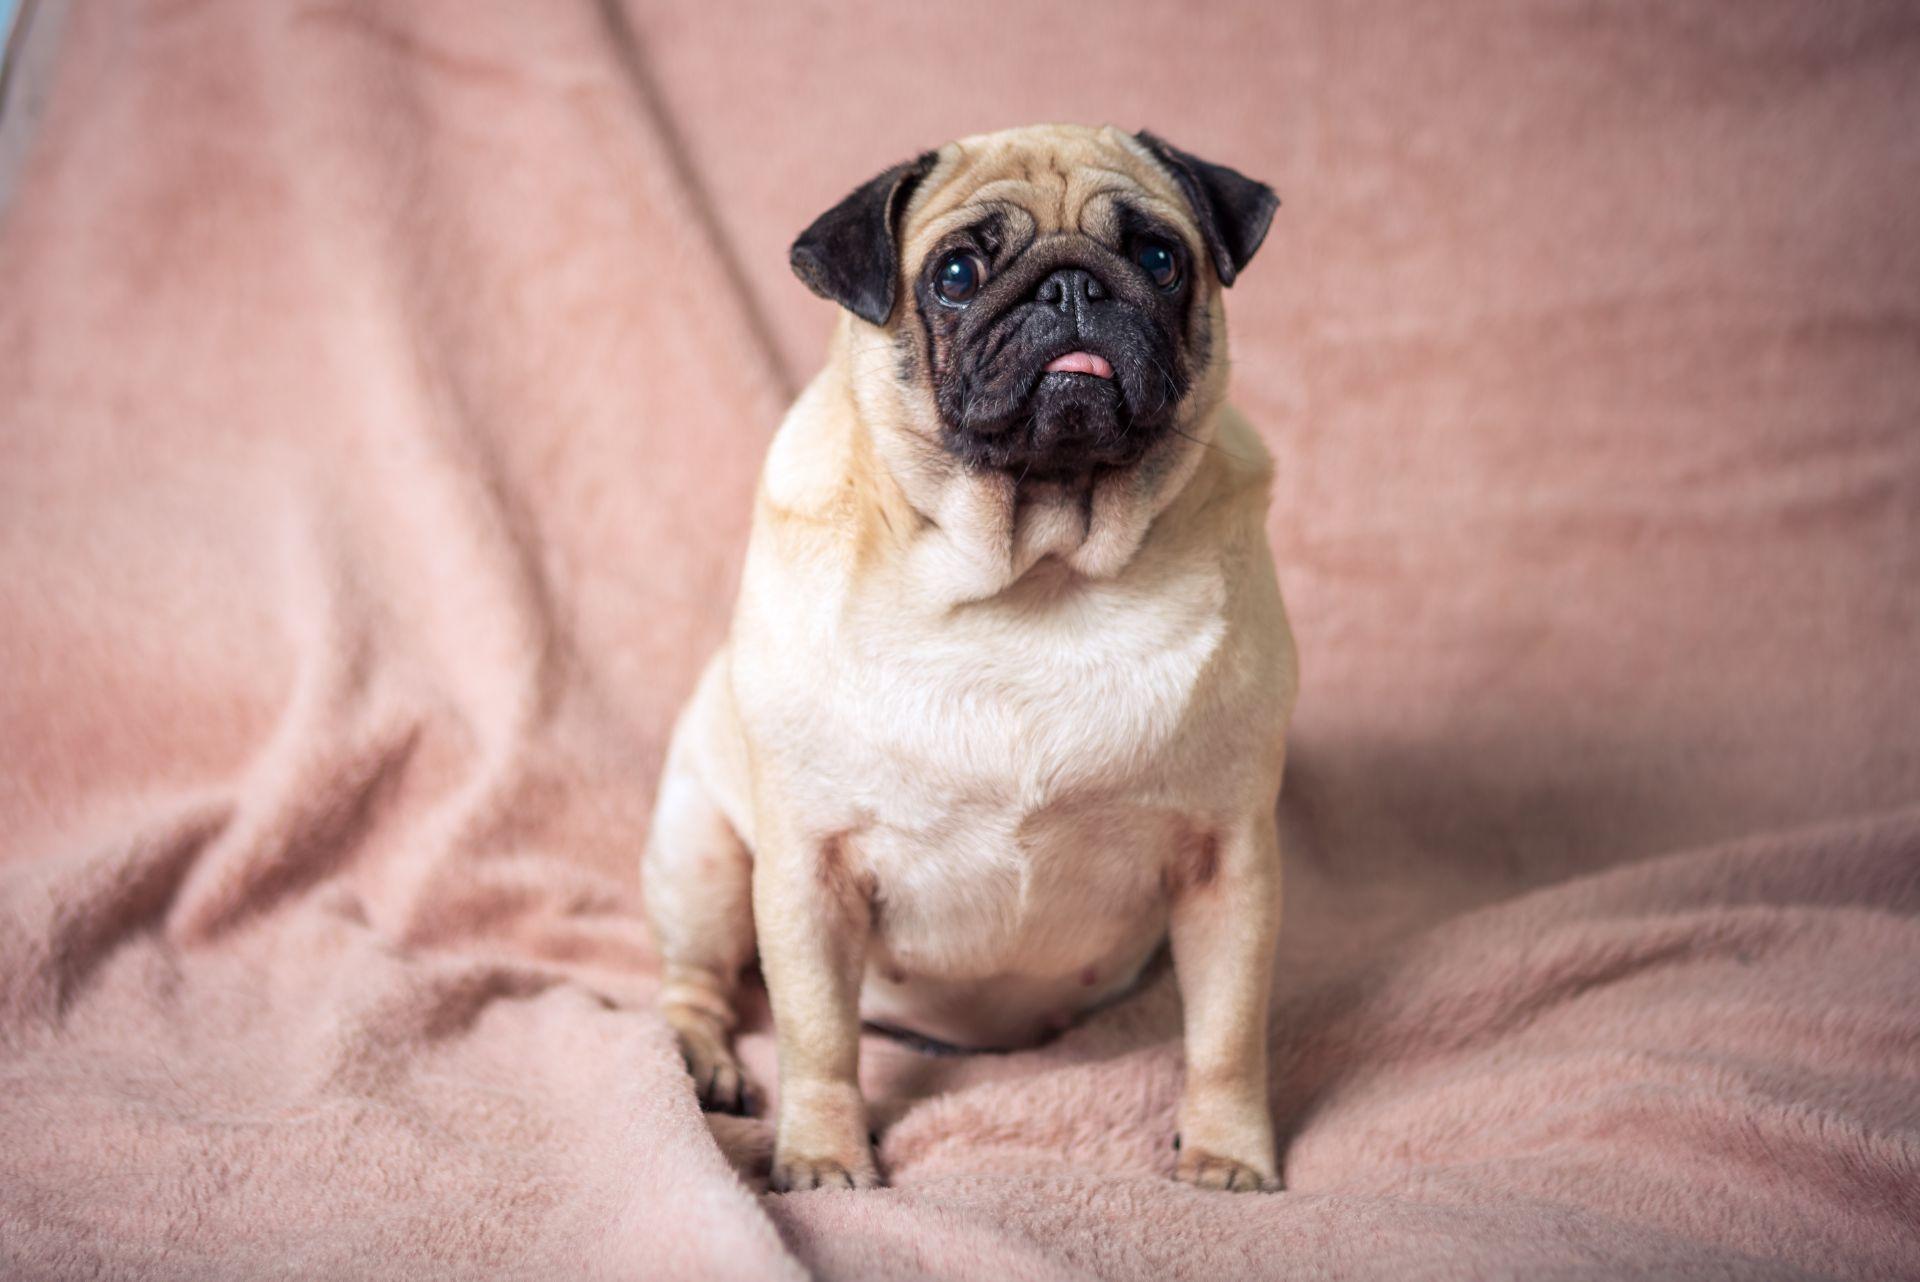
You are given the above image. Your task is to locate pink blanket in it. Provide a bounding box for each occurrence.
[4,2,1917,1277]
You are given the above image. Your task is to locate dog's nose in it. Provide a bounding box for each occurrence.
[1034,267,1107,311]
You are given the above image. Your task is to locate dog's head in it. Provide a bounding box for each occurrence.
[791,124,1278,483]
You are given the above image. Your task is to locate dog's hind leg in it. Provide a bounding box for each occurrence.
[643,672,758,1114]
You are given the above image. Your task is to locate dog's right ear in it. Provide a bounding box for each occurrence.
[790,151,939,327]
[1134,131,1279,287]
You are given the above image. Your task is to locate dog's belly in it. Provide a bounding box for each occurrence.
[754,536,1244,1049]
[855,797,1180,1049]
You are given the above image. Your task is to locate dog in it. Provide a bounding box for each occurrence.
[643,123,1296,1193]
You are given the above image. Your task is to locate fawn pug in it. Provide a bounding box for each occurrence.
[644,123,1295,1193]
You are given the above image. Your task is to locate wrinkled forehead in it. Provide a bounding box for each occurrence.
[899,129,1196,266]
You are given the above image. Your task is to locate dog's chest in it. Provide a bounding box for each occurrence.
[814,556,1231,978]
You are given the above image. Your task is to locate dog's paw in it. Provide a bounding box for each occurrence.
[692,1051,753,1116]
[1175,1148,1281,1193]
[768,1151,882,1192]
[665,1007,755,1115]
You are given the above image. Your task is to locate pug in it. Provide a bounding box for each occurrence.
[643,123,1296,1194]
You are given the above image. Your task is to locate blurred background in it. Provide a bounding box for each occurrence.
[4,0,1917,949]
[0,0,42,194]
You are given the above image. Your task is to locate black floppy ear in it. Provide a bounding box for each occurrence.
[1134,131,1279,287]
[789,151,940,326]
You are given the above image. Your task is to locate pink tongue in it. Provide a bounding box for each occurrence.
[1045,351,1114,379]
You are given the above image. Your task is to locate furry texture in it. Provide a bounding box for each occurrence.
[3,0,1919,1278]
[644,123,1297,1194]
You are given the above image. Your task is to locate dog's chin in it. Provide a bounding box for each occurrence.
[944,371,1159,480]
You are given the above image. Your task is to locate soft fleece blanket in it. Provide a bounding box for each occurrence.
[3,2,1918,1278]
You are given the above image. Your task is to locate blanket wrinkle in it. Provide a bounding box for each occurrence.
[590,0,799,398]
[0,798,228,1036]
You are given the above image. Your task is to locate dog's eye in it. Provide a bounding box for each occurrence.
[1136,240,1180,290]
[933,252,985,305]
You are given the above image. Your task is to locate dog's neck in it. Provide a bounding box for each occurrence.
[834,328,1215,606]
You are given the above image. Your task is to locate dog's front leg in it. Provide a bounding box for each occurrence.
[754,825,879,1191]
[1168,810,1283,1192]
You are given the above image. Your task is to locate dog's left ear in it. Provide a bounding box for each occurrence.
[1135,131,1279,287]
[790,151,940,326]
